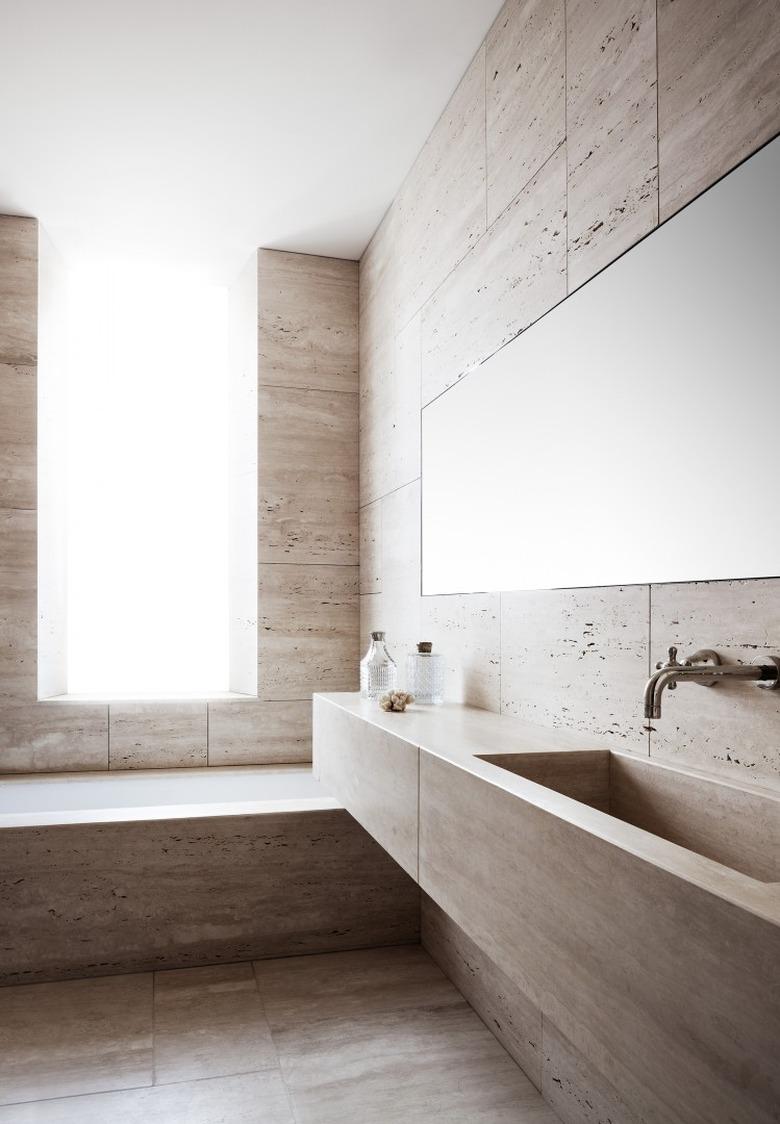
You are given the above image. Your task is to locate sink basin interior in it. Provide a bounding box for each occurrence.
[477,750,779,884]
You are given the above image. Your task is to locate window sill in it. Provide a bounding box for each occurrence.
[39,692,258,705]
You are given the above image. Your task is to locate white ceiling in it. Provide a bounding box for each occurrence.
[0,0,504,282]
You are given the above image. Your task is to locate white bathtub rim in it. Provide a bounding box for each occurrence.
[0,764,342,828]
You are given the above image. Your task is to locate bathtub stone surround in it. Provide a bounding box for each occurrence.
[359,0,780,789]
[0,235,359,772]
[314,694,780,1124]
[0,807,419,986]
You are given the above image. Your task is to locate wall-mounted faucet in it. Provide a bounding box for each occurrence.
[643,646,780,720]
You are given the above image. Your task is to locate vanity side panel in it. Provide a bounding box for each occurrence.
[419,750,779,1124]
[312,696,419,879]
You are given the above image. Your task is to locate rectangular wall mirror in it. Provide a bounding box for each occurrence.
[422,136,780,594]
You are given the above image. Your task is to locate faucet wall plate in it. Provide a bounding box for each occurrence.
[685,649,721,688]
[756,655,780,689]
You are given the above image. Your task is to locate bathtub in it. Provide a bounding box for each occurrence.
[0,763,338,828]
[0,764,420,985]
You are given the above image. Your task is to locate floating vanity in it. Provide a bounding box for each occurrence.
[313,692,780,1124]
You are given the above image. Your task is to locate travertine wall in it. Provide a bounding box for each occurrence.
[359,0,780,789]
[0,238,358,771]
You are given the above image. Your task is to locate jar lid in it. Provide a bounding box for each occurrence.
[417,641,433,653]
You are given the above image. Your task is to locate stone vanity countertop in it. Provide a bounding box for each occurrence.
[314,693,780,926]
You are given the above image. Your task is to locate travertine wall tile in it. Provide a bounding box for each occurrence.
[0,507,36,704]
[486,0,566,225]
[658,0,780,221]
[0,216,37,365]
[359,202,405,363]
[109,704,208,770]
[258,250,358,393]
[0,703,109,773]
[420,593,500,712]
[0,364,35,509]
[396,46,487,324]
[359,500,381,595]
[422,593,501,705]
[649,579,780,787]
[501,585,649,748]
[258,564,359,700]
[567,0,658,288]
[421,147,567,404]
[421,895,543,1089]
[376,480,422,667]
[359,316,420,506]
[207,700,312,766]
[258,385,358,565]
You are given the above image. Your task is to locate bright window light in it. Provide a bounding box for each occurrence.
[65,264,230,696]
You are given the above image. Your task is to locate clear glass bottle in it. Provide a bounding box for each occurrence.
[360,631,398,699]
[406,641,445,704]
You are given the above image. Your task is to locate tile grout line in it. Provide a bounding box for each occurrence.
[564,0,570,297]
[151,969,158,1087]
[655,0,660,225]
[250,961,303,1124]
[647,584,653,757]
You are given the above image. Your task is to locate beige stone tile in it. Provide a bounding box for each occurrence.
[0,363,35,509]
[275,1001,555,1124]
[0,972,153,1104]
[258,564,358,700]
[359,315,420,506]
[420,593,500,712]
[396,47,487,324]
[258,385,358,565]
[486,0,566,225]
[254,945,461,1032]
[500,585,649,749]
[421,147,566,405]
[567,0,658,289]
[359,499,381,595]
[373,480,422,670]
[422,894,543,1089]
[207,700,311,766]
[0,1071,295,1123]
[541,1016,643,1124]
[0,703,109,773]
[153,962,277,1085]
[313,696,419,878]
[359,201,405,363]
[649,578,780,787]
[658,0,780,221]
[0,507,36,704]
[0,216,37,366]
[258,249,358,393]
[1,810,419,987]
[109,704,207,770]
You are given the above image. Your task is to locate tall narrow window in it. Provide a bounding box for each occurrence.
[64,265,230,696]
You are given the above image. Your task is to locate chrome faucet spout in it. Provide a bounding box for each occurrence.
[643,647,780,720]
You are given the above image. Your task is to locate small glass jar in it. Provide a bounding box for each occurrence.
[406,641,445,705]
[360,631,398,699]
